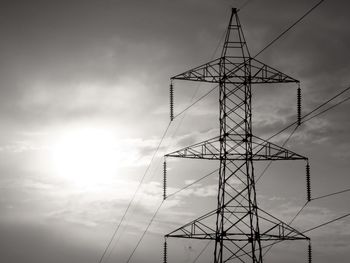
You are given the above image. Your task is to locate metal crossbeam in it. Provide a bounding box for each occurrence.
[166,135,307,161]
[171,58,298,84]
[166,207,308,241]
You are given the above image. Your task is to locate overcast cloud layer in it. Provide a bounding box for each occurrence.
[0,0,349,262]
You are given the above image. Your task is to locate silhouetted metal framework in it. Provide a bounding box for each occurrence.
[164,8,310,263]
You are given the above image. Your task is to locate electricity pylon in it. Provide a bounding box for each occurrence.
[164,8,310,263]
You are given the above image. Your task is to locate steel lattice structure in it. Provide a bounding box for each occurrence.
[164,8,310,263]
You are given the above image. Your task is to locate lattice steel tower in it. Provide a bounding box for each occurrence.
[164,8,311,263]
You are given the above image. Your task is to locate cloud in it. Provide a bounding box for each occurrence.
[0,1,349,262]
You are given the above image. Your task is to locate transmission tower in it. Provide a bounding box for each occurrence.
[163,8,311,263]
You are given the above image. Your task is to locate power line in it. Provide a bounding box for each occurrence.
[173,84,218,119]
[311,187,350,201]
[303,212,350,233]
[124,168,219,263]
[303,86,350,119]
[126,201,164,263]
[289,202,309,225]
[265,86,350,142]
[166,168,219,199]
[254,0,325,57]
[97,122,171,263]
[104,157,170,262]
[302,95,350,124]
[193,241,211,263]
[263,86,350,145]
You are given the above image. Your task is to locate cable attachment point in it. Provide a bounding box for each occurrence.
[163,239,168,263]
[297,84,302,126]
[308,241,312,263]
[170,82,174,121]
[163,159,167,200]
[306,161,311,202]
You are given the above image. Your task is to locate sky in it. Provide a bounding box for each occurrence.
[0,0,349,262]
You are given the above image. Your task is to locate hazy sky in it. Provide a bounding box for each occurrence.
[0,0,349,262]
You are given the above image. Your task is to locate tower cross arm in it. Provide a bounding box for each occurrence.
[247,58,299,84]
[258,208,310,241]
[251,135,308,161]
[165,209,218,240]
[165,136,222,160]
[170,56,299,85]
[165,134,307,161]
[171,58,222,83]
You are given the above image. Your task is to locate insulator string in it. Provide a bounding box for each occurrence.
[163,239,168,263]
[163,160,167,200]
[308,241,312,263]
[298,83,302,126]
[306,161,311,202]
[170,82,174,121]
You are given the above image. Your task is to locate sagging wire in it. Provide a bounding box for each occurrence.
[311,187,350,201]
[97,123,171,263]
[125,200,164,263]
[254,0,325,58]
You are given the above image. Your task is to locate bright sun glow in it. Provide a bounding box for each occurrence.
[51,128,120,186]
